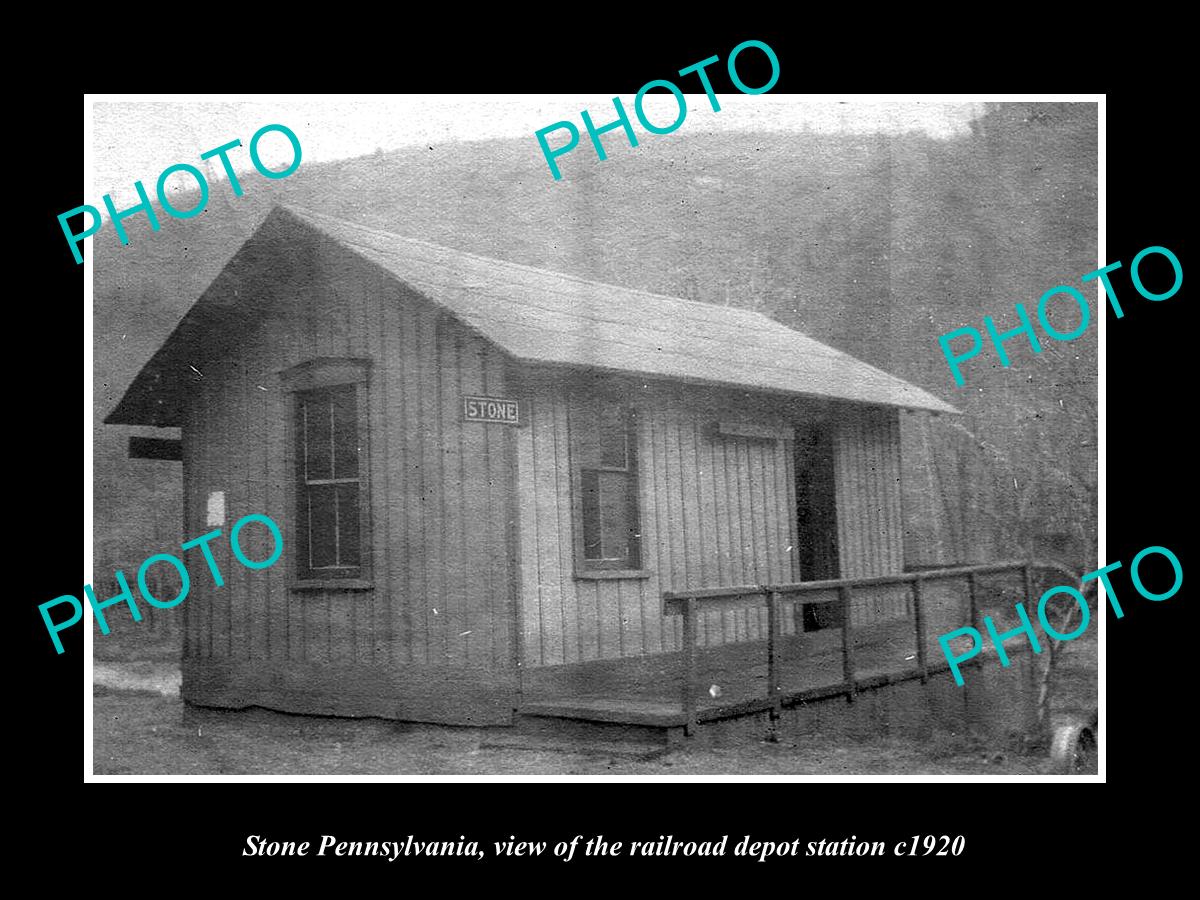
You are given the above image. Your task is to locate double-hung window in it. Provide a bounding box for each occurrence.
[572,398,642,573]
[283,359,371,584]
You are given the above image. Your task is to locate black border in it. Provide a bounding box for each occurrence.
[26,24,1187,881]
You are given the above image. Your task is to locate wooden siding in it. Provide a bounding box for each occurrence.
[516,380,802,667]
[833,406,908,625]
[181,231,517,723]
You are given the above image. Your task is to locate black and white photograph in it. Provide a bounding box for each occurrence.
[86,94,1100,777]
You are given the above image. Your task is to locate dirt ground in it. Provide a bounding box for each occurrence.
[93,661,1062,776]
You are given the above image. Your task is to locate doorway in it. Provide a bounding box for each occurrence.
[794,422,841,630]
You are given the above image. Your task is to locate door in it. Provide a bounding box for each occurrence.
[793,422,841,630]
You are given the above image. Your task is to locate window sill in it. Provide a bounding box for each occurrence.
[573,569,653,581]
[290,579,375,592]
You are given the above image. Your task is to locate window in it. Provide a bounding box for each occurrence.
[572,398,642,573]
[282,359,371,584]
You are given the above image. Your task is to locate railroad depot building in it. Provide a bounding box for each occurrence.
[109,205,966,727]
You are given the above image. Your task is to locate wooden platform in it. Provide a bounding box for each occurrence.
[518,609,1038,745]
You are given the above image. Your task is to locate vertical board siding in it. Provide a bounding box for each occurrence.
[518,382,799,666]
[423,309,447,664]
[900,411,953,568]
[537,395,567,663]
[515,404,543,665]
[636,414,663,654]
[264,308,288,664]
[646,401,675,653]
[376,276,399,664]
[834,407,907,626]
[483,347,513,669]
[184,237,517,702]
[399,298,428,665]
[554,398,584,662]
[439,318,466,667]
[457,341,485,665]
[362,276,383,665]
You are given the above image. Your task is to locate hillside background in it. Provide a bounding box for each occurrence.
[93,101,1098,598]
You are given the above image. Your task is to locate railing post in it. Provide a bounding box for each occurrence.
[767,591,780,719]
[912,575,928,684]
[682,598,697,736]
[839,585,855,703]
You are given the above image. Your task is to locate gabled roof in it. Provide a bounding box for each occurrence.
[107,204,957,426]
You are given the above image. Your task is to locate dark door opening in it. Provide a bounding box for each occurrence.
[794,422,841,631]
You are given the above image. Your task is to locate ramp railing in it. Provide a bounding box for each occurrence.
[663,560,1050,736]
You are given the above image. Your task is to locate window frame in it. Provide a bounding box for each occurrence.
[280,358,373,590]
[569,391,647,579]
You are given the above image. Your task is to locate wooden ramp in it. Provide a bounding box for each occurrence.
[517,649,1035,749]
[515,563,1064,747]
[517,622,962,746]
